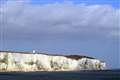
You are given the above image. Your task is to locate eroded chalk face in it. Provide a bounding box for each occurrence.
[50,56,78,71]
[0,51,106,71]
[36,54,51,71]
[100,62,106,70]
[0,53,8,70]
[77,58,106,70]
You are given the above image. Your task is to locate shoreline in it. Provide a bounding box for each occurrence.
[0,69,119,80]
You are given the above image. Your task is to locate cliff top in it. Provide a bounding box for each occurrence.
[0,50,95,60]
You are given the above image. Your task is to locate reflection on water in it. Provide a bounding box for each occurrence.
[0,69,120,80]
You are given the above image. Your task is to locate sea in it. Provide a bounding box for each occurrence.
[0,69,120,80]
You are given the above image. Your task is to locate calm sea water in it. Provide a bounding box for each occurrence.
[0,70,120,80]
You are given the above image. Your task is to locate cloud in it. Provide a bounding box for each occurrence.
[0,0,119,40]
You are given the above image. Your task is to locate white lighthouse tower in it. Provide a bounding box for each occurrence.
[32,50,36,53]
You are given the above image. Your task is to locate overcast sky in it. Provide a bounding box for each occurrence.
[0,0,120,68]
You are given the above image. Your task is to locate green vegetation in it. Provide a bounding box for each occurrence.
[25,61,34,65]
[0,54,8,64]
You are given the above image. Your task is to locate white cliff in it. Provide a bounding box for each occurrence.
[0,51,106,72]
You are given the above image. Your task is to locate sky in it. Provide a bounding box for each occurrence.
[0,0,120,69]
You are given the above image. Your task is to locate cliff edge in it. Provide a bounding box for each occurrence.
[0,51,106,72]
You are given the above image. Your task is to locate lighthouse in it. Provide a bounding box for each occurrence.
[32,50,36,53]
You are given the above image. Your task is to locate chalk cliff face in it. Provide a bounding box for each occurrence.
[0,51,106,72]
